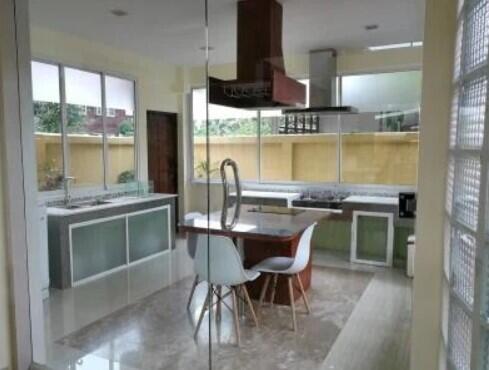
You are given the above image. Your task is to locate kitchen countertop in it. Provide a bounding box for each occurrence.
[47,193,178,216]
[180,204,323,241]
[343,195,399,206]
[238,190,301,200]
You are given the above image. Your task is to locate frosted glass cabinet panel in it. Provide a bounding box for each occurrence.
[128,207,170,263]
[71,217,127,283]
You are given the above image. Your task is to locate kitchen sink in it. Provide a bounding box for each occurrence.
[55,199,111,210]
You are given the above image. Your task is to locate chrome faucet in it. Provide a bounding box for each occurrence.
[62,176,76,206]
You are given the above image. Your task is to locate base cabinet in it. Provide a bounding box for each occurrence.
[128,207,170,263]
[68,205,172,287]
[71,218,127,283]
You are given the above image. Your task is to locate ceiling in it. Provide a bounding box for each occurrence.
[29,0,425,66]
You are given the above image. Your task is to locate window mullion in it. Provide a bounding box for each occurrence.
[101,73,109,190]
[59,65,69,180]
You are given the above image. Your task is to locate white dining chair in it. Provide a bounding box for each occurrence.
[251,223,317,332]
[184,212,203,309]
[193,234,260,346]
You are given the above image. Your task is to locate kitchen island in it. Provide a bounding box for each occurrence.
[180,205,324,305]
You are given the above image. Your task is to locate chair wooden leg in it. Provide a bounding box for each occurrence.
[288,277,297,332]
[242,284,259,327]
[296,273,311,314]
[270,274,278,307]
[259,274,271,309]
[216,285,222,322]
[187,275,199,309]
[194,286,212,338]
[231,287,241,346]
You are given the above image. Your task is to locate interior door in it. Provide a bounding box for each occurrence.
[147,110,178,194]
[147,110,179,222]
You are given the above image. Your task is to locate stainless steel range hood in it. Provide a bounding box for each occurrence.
[283,49,358,115]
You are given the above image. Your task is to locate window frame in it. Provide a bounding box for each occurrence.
[32,58,139,194]
[189,70,420,191]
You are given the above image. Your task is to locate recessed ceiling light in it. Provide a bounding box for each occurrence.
[364,24,379,31]
[110,9,128,17]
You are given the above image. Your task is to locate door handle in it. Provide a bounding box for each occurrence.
[220,158,241,230]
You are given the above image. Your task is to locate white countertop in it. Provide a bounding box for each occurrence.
[236,190,301,200]
[343,195,399,206]
[47,193,178,216]
[234,190,301,208]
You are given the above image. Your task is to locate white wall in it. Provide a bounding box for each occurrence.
[410,0,456,369]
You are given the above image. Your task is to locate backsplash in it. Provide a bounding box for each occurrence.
[42,181,153,207]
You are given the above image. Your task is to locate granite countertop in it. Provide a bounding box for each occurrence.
[47,193,178,216]
[181,205,323,241]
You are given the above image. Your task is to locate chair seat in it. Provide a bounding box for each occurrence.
[251,256,295,274]
[244,269,261,282]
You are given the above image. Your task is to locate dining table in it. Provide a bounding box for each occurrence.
[180,205,325,305]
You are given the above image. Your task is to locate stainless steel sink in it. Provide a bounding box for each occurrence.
[55,199,111,210]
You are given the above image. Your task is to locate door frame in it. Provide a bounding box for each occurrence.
[0,0,45,368]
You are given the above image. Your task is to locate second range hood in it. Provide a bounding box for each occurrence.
[209,0,306,109]
[284,49,357,115]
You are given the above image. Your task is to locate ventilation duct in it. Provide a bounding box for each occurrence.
[209,0,306,109]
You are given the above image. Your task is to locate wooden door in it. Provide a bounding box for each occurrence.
[147,110,178,197]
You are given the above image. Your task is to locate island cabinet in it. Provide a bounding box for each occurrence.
[48,195,176,289]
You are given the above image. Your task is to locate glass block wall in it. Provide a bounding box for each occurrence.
[444,0,489,368]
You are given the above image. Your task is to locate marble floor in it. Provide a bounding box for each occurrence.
[40,241,412,370]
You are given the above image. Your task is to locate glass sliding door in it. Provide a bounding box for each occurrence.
[27,0,211,369]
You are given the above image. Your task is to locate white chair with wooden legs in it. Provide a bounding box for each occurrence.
[251,223,316,332]
[193,234,260,346]
[184,212,203,309]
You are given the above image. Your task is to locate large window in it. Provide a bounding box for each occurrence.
[192,88,258,180]
[32,61,64,191]
[32,61,136,191]
[191,70,421,186]
[340,70,421,185]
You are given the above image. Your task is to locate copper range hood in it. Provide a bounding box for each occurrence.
[209,0,306,109]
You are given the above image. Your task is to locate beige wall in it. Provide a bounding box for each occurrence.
[193,133,419,185]
[0,12,12,368]
[30,27,183,183]
[187,47,423,85]
[0,135,11,370]
[410,0,456,369]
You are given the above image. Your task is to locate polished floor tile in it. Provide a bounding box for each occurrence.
[42,244,411,370]
[56,267,372,370]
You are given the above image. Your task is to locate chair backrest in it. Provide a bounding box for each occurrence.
[194,234,250,286]
[288,223,317,274]
[184,212,203,259]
